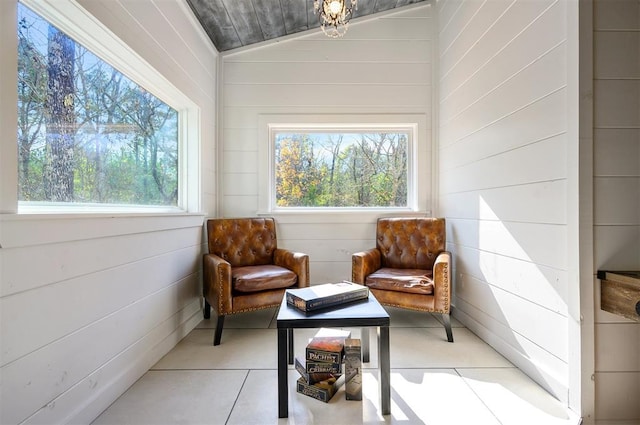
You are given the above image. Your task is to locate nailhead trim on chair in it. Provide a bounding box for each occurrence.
[440,262,449,314]
[217,267,225,314]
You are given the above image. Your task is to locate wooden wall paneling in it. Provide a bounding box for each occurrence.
[442,47,567,143]
[1,0,215,422]
[440,135,567,195]
[439,87,566,156]
[336,16,431,39]
[594,129,640,176]
[222,172,257,196]
[594,177,640,225]
[225,39,432,63]
[436,0,572,403]
[453,244,569,316]
[453,296,570,398]
[223,128,259,152]
[595,322,640,371]
[440,8,565,123]
[224,62,431,85]
[439,181,567,224]
[0,214,202,251]
[594,31,640,79]
[1,277,199,424]
[223,150,258,173]
[594,226,640,272]
[1,245,200,366]
[593,2,640,418]
[456,273,568,359]
[223,84,430,108]
[594,371,640,420]
[1,227,200,297]
[439,0,509,72]
[439,0,558,85]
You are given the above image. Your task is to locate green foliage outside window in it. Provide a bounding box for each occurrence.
[17,4,178,206]
[274,131,408,208]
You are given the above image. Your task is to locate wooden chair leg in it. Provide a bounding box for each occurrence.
[442,313,454,343]
[203,299,211,319]
[213,315,225,346]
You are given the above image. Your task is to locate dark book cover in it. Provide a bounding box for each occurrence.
[306,328,351,364]
[296,376,342,403]
[286,281,369,313]
[294,356,338,384]
[306,360,342,374]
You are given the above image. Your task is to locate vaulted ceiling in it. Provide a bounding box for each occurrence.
[186,0,428,52]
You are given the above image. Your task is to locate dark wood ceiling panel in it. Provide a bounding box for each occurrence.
[374,0,400,13]
[352,0,377,19]
[252,0,288,39]
[187,0,428,52]
[222,0,264,46]
[281,0,310,34]
[187,0,241,51]
[306,2,322,30]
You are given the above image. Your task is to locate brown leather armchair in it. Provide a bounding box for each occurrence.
[352,217,453,342]
[203,217,309,345]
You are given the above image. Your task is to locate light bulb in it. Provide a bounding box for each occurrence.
[328,0,343,14]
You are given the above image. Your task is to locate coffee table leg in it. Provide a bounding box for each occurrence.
[278,328,288,418]
[288,328,294,364]
[361,327,370,363]
[379,325,390,415]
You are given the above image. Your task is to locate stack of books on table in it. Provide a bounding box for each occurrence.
[286,281,369,313]
[295,328,350,403]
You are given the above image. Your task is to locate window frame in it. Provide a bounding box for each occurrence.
[258,114,431,216]
[14,0,201,214]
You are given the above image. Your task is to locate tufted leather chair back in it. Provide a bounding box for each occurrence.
[207,218,277,267]
[376,217,446,270]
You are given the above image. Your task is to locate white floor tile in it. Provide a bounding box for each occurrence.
[92,370,247,425]
[152,328,278,370]
[93,309,579,425]
[459,368,579,425]
[390,327,513,368]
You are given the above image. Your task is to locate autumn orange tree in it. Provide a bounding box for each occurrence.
[275,135,327,206]
[274,132,408,208]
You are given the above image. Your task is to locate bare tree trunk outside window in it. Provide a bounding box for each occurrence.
[44,26,75,202]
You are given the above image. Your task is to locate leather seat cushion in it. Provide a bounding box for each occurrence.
[365,268,434,295]
[233,265,298,292]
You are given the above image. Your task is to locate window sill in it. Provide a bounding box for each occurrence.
[17,202,191,216]
[256,209,430,224]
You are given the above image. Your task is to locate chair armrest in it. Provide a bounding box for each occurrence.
[433,251,451,314]
[203,253,232,315]
[351,248,381,284]
[274,248,310,288]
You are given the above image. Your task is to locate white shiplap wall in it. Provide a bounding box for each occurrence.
[436,0,575,403]
[593,0,640,422]
[0,0,217,423]
[220,5,434,284]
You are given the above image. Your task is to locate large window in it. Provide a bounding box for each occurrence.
[273,129,410,208]
[259,115,427,213]
[16,2,184,210]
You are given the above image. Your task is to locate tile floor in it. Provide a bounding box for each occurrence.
[92,307,580,425]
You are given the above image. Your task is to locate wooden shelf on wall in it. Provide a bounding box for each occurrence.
[597,270,640,322]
